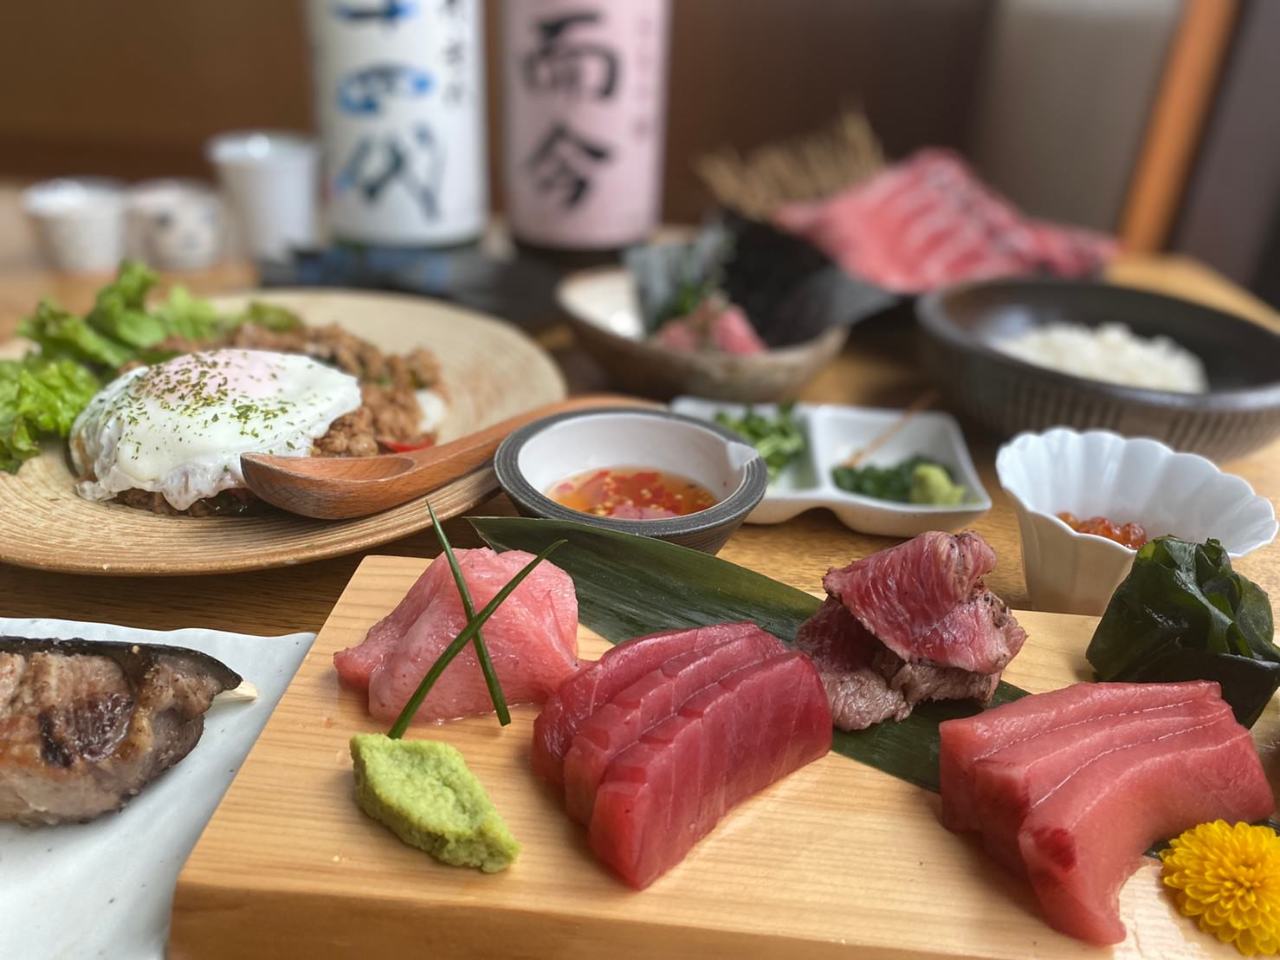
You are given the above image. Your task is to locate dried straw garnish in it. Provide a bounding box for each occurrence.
[696,110,886,219]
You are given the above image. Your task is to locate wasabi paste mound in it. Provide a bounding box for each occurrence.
[350,733,519,873]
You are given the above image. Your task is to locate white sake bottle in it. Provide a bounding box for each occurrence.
[308,0,487,247]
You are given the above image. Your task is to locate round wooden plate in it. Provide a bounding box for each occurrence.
[0,289,566,576]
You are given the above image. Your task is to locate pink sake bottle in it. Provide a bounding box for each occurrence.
[502,0,670,253]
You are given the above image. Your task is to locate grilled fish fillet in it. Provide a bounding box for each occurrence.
[0,637,241,825]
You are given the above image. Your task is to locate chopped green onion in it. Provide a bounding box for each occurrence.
[714,403,806,480]
[428,501,510,726]
[387,539,566,739]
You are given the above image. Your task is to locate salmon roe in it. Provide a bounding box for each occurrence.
[1057,512,1149,549]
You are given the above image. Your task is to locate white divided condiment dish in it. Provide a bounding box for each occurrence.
[671,397,991,536]
[996,428,1278,615]
[0,618,314,960]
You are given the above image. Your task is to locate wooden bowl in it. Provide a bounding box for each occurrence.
[557,268,848,402]
[917,279,1280,461]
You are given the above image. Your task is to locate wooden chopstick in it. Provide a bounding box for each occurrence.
[841,391,941,469]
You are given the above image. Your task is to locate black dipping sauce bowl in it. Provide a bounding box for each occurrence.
[493,407,767,554]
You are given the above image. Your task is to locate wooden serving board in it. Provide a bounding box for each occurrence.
[171,556,1280,959]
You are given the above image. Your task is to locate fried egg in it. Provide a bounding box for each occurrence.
[71,349,363,511]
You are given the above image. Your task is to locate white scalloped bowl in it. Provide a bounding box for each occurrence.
[996,428,1277,615]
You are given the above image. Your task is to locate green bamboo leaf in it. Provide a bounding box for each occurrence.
[471,515,1027,791]
[472,516,822,642]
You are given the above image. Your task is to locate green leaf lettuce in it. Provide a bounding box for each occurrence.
[0,358,101,472]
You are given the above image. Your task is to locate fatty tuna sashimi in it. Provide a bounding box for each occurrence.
[531,622,768,786]
[939,681,1221,833]
[971,697,1232,874]
[334,553,455,689]
[1018,715,1273,945]
[563,629,786,823]
[333,548,579,723]
[588,652,832,889]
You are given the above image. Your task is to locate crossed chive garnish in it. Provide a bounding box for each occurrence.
[386,502,565,739]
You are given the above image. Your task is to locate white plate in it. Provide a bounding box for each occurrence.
[672,397,992,536]
[0,618,315,960]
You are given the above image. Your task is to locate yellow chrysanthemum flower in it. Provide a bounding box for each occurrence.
[1161,820,1280,957]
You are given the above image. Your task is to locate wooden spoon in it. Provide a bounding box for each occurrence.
[241,394,654,520]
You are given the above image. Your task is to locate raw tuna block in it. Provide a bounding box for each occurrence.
[588,652,832,889]
[531,622,768,786]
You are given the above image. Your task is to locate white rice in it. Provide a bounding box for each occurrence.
[995,322,1208,393]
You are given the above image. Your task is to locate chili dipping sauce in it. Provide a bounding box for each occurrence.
[549,467,717,520]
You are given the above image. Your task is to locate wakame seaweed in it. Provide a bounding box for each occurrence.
[1085,536,1280,727]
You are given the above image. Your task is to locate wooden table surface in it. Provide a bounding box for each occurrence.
[1,246,1277,635]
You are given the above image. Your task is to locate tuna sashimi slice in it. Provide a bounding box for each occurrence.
[971,696,1232,874]
[588,652,832,889]
[939,681,1221,833]
[1018,715,1273,945]
[334,548,579,723]
[562,629,785,823]
[531,622,768,787]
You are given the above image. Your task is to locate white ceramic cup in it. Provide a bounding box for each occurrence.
[126,179,224,271]
[206,131,319,262]
[23,178,127,274]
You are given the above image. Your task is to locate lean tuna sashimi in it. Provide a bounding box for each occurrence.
[1017,715,1273,945]
[970,697,1233,874]
[939,681,1221,833]
[531,622,768,786]
[333,548,579,723]
[588,652,832,889]
[563,629,786,823]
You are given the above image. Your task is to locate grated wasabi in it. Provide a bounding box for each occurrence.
[909,462,967,506]
[350,733,519,873]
